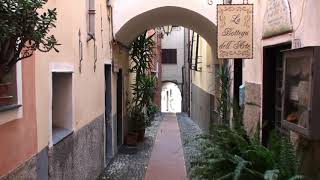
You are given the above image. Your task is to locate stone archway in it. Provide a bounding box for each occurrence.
[112,1,218,49]
[162,80,182,93]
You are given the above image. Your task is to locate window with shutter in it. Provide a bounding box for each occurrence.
[162,49,177,64]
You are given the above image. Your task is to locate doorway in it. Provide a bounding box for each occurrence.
[104,64,113,163]
[262,43,291,145]
[116,69,123,147]
[161,82,182,113]
[233,59,243,107]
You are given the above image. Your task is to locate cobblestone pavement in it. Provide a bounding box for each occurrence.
[176,113,202,179]
[98,114,163,180]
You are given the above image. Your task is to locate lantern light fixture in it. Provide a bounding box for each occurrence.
[162,25,173,36]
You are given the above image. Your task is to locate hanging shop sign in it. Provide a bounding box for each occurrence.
[217,4,253,59]
[262,0,293,38]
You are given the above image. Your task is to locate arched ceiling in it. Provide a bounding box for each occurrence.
[112,0,219,48]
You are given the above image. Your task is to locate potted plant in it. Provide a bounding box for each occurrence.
[125,132,138,146]
[146,103,160,124]
[126,31,157,143]
[125,106,146,145]
[128,106,147,142]
[135,111,147,142]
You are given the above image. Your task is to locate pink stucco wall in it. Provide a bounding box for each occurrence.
[0,56,37,176]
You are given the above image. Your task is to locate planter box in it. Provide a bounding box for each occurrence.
[0,96,13,105]
[0,83,11,97]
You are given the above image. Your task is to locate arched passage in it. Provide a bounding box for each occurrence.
[161,82,182,113]
[162,80,182,92]
[112,3,220,114]
[113,1,218,48]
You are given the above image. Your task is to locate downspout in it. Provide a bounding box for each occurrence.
[189,30,194,116]
[195,34,200,71]
[87,0,96,42]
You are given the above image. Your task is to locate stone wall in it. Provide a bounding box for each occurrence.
[1,114,105,180]
[1,157,37,180]
[48,114,105,180]
[243,82,262,136]
[191,84,215,132]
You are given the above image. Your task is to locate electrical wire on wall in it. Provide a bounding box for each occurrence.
[290,0,306,48]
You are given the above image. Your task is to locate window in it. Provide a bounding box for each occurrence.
[162,49,177,64]
[51,72,73,145]
[0,66,17,107]
[0,62,23,125]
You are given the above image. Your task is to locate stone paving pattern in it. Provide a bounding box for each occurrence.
[98,114,163,180]
[144,113,187,180]
[177,113,202,179]
[99,113,202,180]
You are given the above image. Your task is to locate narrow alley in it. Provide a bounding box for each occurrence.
[1,0,320,180]
[100,113,201,180]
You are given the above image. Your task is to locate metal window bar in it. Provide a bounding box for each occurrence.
[190,32,197,70]
[188,31,203,72]
[188,31,195,69]
[191,56,203,72]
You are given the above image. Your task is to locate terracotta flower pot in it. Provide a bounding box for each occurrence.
[125,132,138,146]
[136,129,146,142]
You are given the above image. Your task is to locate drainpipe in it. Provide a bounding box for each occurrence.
[87,0,96,42]
[181,65,185,112]
[194,34,200,71]
[189,30,193,117]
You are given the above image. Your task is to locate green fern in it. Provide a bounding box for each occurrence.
[190,62,305,180]
[277,137,299,179]
[233,155,251,180]
[264,169,280,180]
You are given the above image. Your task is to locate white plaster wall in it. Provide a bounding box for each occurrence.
[161,27,185,84]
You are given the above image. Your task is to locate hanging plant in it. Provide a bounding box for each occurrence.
[0,0,59,78]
